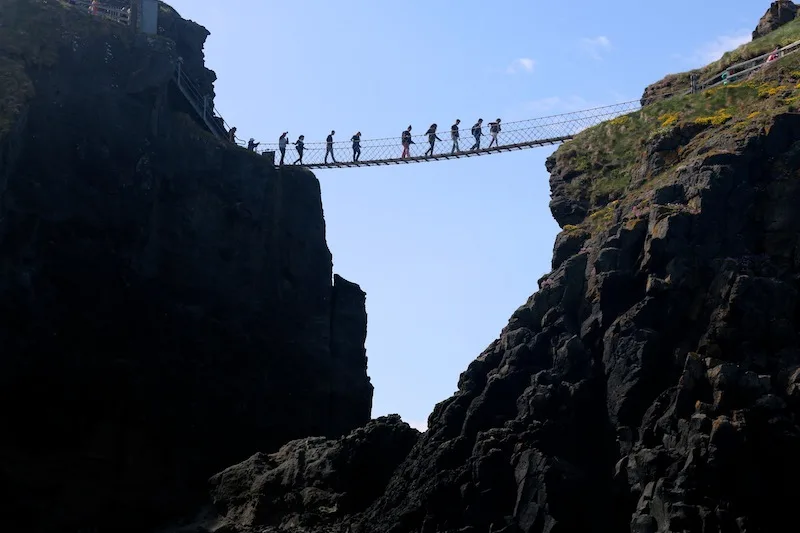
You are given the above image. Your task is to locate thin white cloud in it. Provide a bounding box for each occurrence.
[506,57,536,74]
[580,36,612,60]
[684,31,752,67]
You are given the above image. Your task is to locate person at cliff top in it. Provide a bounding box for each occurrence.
[401,126,413,158]
[228,126,237,143]
[293,135,305,165]
[351,132,362,162]
[424,124,442,157]
[247,138,260,152]
[766,47,780,63]
[278,132,289,165]
[89,0,99,15]
[487,118,502,148]
[450,119,461,153]
[325,130,337,164]
[470,119,483,150]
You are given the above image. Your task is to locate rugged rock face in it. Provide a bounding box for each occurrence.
[753,0,798,39]
[174,17,800,533]
[199,416,418,532]
[0,1,372,532]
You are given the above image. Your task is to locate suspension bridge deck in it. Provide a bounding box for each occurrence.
[299,136,574,169]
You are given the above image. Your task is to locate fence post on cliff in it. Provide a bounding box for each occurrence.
[690,73,697,94]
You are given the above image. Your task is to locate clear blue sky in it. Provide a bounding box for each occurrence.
[165,0,765,431]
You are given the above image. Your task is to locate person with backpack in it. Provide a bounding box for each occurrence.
[487,118,501,148]
[293,135,306,165]
[325,130,337,163]
[401,126,413,158]
[470,119,483,150]
[424,124,442,157]
[351,132,362,162]
[278,132,289,165]
[450,119,461,153]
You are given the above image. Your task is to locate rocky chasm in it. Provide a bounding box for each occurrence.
[167,4,800,533]
[0,1,372,532]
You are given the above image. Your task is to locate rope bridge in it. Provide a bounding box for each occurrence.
[64,0,800,170]
[256,102,641,169]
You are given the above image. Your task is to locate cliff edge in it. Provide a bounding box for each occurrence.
[174,5,800,533]
[0,1,372,532]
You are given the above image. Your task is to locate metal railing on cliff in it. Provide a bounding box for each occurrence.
[65,0,800,169]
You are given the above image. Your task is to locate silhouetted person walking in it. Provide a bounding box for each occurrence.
[278,132,289,164]
[325,130,337,163]
[293,135,306,165]
[351,132,362,162]
[470,119,483,150]
[450,119,461,153]
[228,126,237,144]
[424,124,442,157]
[487,118,501,148]
[401,126,413,158]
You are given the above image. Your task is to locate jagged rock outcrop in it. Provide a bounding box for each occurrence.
[0,1,372,532]
[753,0,798,39]
[174,15,800,533]
[190,416,419,532]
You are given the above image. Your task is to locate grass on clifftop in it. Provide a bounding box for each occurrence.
[558,50,800,224]
[645,18,800,105]
[710,16,800,75]
[0,0,125,139]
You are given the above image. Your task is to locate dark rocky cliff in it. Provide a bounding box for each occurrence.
[753,1,798,40]
[0,1,372,532]
[171,8,800,533]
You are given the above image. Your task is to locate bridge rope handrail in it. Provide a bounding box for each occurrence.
[242,101,641,167]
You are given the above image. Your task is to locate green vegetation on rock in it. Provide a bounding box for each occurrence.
[555,50,800,235]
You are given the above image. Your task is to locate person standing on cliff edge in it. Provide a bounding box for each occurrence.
[293,135,306,165]
[278,132,289,165]
[325,130,337,163]
[228,126,237,144]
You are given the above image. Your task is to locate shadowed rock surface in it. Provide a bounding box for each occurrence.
[0,1,371,532]
[167,7,800,533]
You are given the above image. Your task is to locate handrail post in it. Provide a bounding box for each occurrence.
[176,56,182,87]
